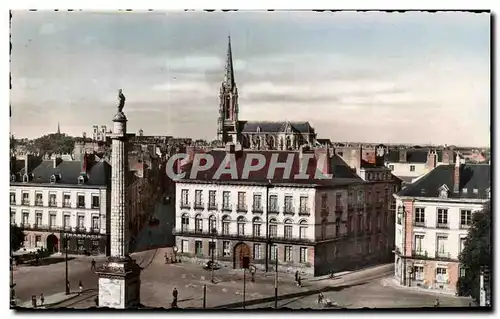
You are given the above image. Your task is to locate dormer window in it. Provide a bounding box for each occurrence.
[438,184,449,199]
[10,174,16,182]
[78,174,88,185]
[462,188,468,194]
[256,126,261,133]
[50,175,56,183]
[23,174,29,183]
[473,188,478,194]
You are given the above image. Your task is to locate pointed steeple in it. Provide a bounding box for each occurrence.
[223,35,236,89]
[57,122,60,134]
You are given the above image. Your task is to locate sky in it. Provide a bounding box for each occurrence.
[10,10,490,146]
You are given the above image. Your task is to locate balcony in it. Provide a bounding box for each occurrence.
[335,205,343,213]
[77,203,85,209]
[460,223,471,230]
[49,201,57,207]
[35,201,44,207]
[22,200,30,206]
[413,221,426,227]
[347,205,354,212]
[237,205,248,213]
[193,202,204,210]
[298,209,310,216]
[268,206,279,214]
[208,203,218,211]
[180,202,191,209]
[283,207,295,215]
[375,201,383,209]
[91,204,100,209]
[435,251,452,260]
[436,223,449,229]
[221,204,232,212]
[252,206,263,214]
[412,250,429,258]
[63,202,71,208]
[173,229,315,244]
[320,206,329,214]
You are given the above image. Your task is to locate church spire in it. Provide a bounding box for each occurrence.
[223,35,236,89]
[57,122,60,134]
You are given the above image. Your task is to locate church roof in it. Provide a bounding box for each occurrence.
[239,121,314,134]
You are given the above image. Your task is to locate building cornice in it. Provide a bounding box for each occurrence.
[10,183,108,190]
[394,194,488,205]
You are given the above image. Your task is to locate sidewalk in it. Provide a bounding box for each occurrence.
[380,277,473,300]
[16,292,79,309]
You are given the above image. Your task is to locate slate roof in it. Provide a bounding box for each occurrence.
[397,164,491,199]
[11,159,110,187]
[239,121,314,134]
[178,150,362,187]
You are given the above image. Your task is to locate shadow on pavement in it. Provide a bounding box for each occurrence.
[212,281,368,309]
[19,257,76,267]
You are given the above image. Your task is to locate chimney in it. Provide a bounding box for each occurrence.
[399,149,407,163]
[426,150,437,170]
[314,148,331,176]
[225,142,235,154]
[53,156,63,169]
[453,152,461,193]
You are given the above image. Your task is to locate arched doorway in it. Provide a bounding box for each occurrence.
[233,243,250,269]
[46,234,59,254]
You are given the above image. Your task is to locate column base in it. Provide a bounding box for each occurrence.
[96,256,141,309]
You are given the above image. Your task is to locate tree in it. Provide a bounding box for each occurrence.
[10,224,25,252]
[458,201,491,301]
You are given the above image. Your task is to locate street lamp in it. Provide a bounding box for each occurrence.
[211,227,217,284]
[64,231,70,295]
[397,205,406,287]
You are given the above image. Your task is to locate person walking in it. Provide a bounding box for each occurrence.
[295,271,299,283]
[318,292,324,305]
[297,275,302,288]
[40,293,45,306]
[91,259,96,271]
[434,298,440,307]
[172,287,178,302]
[31,295,37,308]
[79,280,83,294]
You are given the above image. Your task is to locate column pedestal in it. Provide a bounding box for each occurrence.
[96,256,141,309]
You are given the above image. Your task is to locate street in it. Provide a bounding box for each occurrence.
[13,252,474,309]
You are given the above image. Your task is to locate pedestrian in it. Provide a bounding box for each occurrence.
[79,280,83,294]
[295,271,299,283]
[172,287,178,302]
[40,293,45,306]
[31,295,37,308]
[318,292,324,304]
[91,259,96,271]
[434,298,440,307]
[297,276,302,287]
[165,252,169,264]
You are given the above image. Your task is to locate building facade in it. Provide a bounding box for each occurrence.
[10,154,111,255]
[173,145,400,276]
[216,37,318,149]
[393,157,490,294]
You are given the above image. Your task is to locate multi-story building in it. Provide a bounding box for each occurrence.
[393,155,490,294]
[173,143,400,276]
[10,154,111,255]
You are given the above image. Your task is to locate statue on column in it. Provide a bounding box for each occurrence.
[117,89,126,113]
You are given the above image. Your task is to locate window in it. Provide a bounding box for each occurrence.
[299,247,307,263]
[63,193,71,207]
[251,217,262,237]
[237,216,246,236]
[204,239,214,256]
[357,190,364,203]
[410,165,415,172]
[237,192,246,211]
[209,215,217,233]
[77,194,85,208]
[253,194,262,211]
[194,190,202,208]
[35,235,42,247]
[10,192,16,205]
[367,191,372,203]
[63,214,70,228]
[473,188,478,194]
[414,265,424,281]
[335,218,341,236]
[22,192,29,205]
[365,213,371,232]
[436,235,448,256]
[284,246,292,262]
[321,194,328,209]
[181,214,189,232]
[437,209,448,227]
[270,245,277,261]
[335,192,342,206]
[299,220,307,239]
[253,244,262,260]
[269,219,278,238]
[414,234,424,254]
[436,268,447,283]
[389,165,394,171]
[181,189,189,207]
[35,212,42,226]
[376,212,381,231]
[92,195,99,208]
[460,210,472,228]
[222,216,230,235]
[462,188,468,194]
[459,237,466,253]
[284,196,293,213]
[195,215,203,233]
[35,192,43,206]
[195,241,203,255]
[10,209,15,224]
[299,196,308,214]
[223,241,231,257]
[49,193,57,207]
[209,190,216,209]
[284,219,293,238]
[92,216,99,229]
[22,211,29,225]
[222,191,231,210]
[269,195,278,212]
[77,215,85,228]
[347,216,353,234]
[414,208,425,225]
[357,214,363,233]
[181,240,189,253]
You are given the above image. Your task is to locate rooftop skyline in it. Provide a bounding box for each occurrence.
[10,11,490,146]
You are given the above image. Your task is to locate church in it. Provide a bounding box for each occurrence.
[216,37,319,150]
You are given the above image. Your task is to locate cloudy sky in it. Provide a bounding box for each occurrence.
[10,10,490,146]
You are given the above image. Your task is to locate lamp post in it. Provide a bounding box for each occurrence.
[265,180,273,273]
[211,227,217,284]
[10,249,16,306]
[64,231,70,295]
[397,205,406,287]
